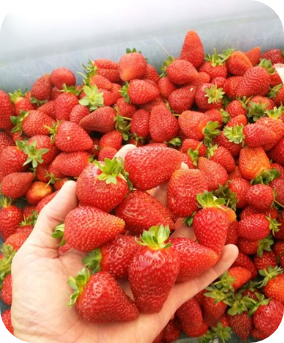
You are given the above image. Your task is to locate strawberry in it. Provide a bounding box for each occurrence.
[1,309,14,335]
[52,120,93,152]
[270,178,284,207]
[176,298,204,336]
[204,108,226,127]
[232,251,258,279]
[115,190,174,234]
[129,109,151,139]
[76,158,129,213]
[166,59,199,85]
[51,151,90,177]
[121,79,160,105]
[87,59,120,83]
[1,273,12,305]
[253,251,278,272]
[257,116,284,150]
[226,50,253,76]
[193,193,229,256]
[30,73,53,101]
[202,295,227,327]
[191,71,211,87]
[180,138,207,156]
[0,131,14,151]
[0,198,23,241]
[206,145,236,174]
[115,97,137,118]
[252,298,284,338]
[69,104,90,124]
[0,90,14,130]
[83,234,138,279]
[198,157,228,191]
[98,147,117,161]
[225,220,239,245]
[88,74,113,90]
[260,48,284,64]
[79,106,116,133]
[68,268,138,322]
[0,172,34,199]
[118,51,147,81]
[238,214,274,241]
[227,177,251,209]
[228,311,252,341]
[25,181,53,205]
[246,184,274,211]
[99,130,123,150]
[27,135,59,166]
[170,237,218,282]
[267,136,284,165]
[259,267,284,305]
[245,46,261,65]
[225,99,247,118]
[238,146,272,182]
[168,85,196,113]
[37,100,56,119]
[158,76,177,99]
[50,67,76,89]
[246,95,275,121]
[162,318,181,343]
[225,266,252,290]
[179,30,204,68]
[195,83,224,111]
[149,104,179,142]
[35,191,59,213]
[199,49,228,80]
[0,144,28,180]
[124,145,183,191]
[143,64,160,83]
[128,225,180,313]
[54,92,79,120]
[223,76,242,99]
[235,66,271,97]
[167,169,208,217]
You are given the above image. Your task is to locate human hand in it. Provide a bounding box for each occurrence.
[11,146,238,343]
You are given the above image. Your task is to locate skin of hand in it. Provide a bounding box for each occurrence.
[10,145,239,343]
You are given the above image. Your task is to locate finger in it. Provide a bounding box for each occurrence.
[171,222,196,240]
[23,181,78,253]
[115,144,137,159]
[151,182,168,206]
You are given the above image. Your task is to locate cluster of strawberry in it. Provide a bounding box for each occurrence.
[1,29,284,342]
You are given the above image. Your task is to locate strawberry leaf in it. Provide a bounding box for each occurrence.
[67,268,90,306]
[136,225,171,250]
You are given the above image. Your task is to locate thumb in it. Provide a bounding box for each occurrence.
[22,180,78,256]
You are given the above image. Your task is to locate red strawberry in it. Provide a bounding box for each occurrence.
[10,89,35,116]
[50,67,76,89]
[115,97,137,118]
[195,83,224,110]
[115,190,174,234]
[270,178,284,207]
[54,92,79,120]
[143,64,160,83]
[53,121,93,152]
[180,30,204,68]
[27,135,59,166]
[207,145,236,174]
[31,73,53,101]
[180,138,207,156]
[245,46,261,65]
[225,220,239,245]
[228,312,252,341]
[260,48,284,64]
[149,105,179,142]
[167,169,208,217]
[0,172,34,199]
[202,295,227,327]
[129,109,151,139]
[1,309,14,335]
[204,108,225,127]
[226,50,253,76]
[0,144,28,179]
[225,99,247,118]
[226,266,252,290]
[89,74,113,90]
[69,104,90,124]
[232,251,258,279]
[246,184,274,211]
[128,225,180,313]
[238,214,272,241]
[0,90,14,130]
[215,130,242,158]
[158,76,177,99]
[25,181,53,205]
[235,66,271,97]
[79,106,116,133]
[259,267,284,305]
[124,145,183,190]
[0,131,14,151]
[223,76,243,99]
[68,268,138,322]
[1,273,12,305]
[76,158,129,213]
[168,85,196,113]
[198,157,228,191]
[83,234,138,279]
[118,51,147,81]
[267,137,284,165]
[0,198,23,241]
[170,237,218,282]
[199,49,227,80]
[99,130,123,150]
[64,206,125,252]
[193,196,229,256]
[98,147,117,161]
[121,79,160,105]
[166,59,199,85]
[176,298,204,336]
[37,100,56,119]
[162,318,181,343]
[227,177,251,209]
[253,251,278,272]
[91,59,120,83]
[51,151,90,178]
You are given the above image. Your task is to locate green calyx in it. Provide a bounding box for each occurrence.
[259,59,274,74]
[51,223,66,246]
[203,121,221,147]
[265,106,284,119]
[219,48,235,61]
[20,140,49,168]
[166,137,182,147]
[82,249,102,274]
[81,60,98,83]
[212,182,238,211]
[10,110,29,133]
[256,234,274,257]
[67,267,90,306]
[201,322,231,343]
[227,292,257,316]
[220,109,230,124]
[248,292,270,316]
[251,168,280,185]
[183,212,197,227]
[114,115,131,141]
[196,191,226,209]
[126,47,142,54]
[94,157,128,185]
[205,85,225,104]
[0,244,17,290]
[223,124,245,145]
[0,196,13,208]
[266,215,281,235]
[119,83,130,103]
[160,55,175,77]
[246,100,269,122]
[8,89,25,103]
[136,225,171,250]
[258,265,283,287]
[78,85,104,111]
[211,271,236,293]
[30,97,48,106]
[268,84,283,99]
[21,210,38,226]
[205,48,226,67]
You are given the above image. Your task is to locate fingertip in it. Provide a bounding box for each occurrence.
[115,144,137,159]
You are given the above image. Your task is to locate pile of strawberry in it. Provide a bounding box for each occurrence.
[1,29,284,342]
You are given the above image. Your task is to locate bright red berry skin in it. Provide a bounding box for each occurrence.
[238,214,270,241]
[50,67,76,89]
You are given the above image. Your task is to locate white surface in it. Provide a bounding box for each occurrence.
[0,0,284,92]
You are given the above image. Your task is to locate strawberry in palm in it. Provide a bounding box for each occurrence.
[128,225,180,313]
[68,268,139,323]
[76,157,130,213]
